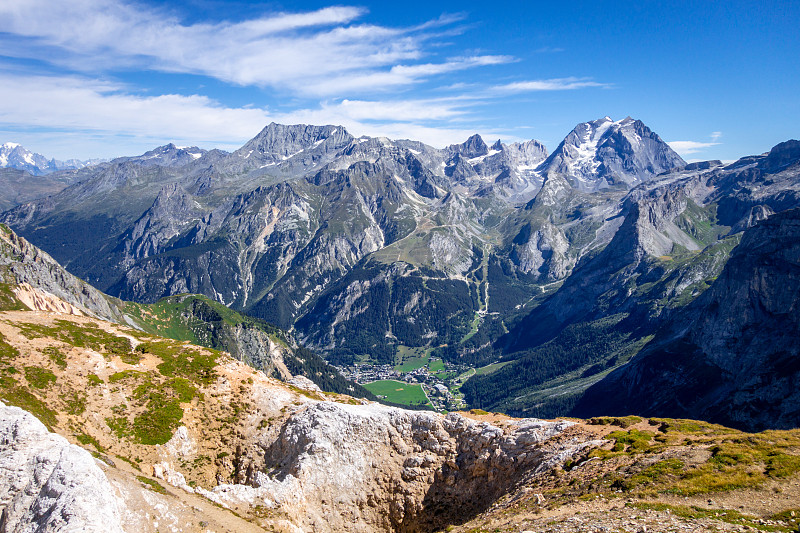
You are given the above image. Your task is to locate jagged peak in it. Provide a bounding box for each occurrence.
[142,143,203,155]
[253,122,351,140]
[540,116,685,190]
[239,123,354,161]
[447,133,488,159]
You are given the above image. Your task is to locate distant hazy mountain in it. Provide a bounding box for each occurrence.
[0,168,74,211]
[0,142,104,175]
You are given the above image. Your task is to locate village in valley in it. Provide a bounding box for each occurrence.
[334,347,488,412]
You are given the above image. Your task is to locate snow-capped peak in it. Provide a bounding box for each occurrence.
[558,117,617,178]
[538,117,685,190]
[0,142,103,175]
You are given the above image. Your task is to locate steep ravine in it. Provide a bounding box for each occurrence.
[228,402,596,532]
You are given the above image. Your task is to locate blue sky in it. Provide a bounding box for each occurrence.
[0,0,797,162]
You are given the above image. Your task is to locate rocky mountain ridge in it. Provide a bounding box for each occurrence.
[3,120,800,428]
[0,223,367,398]
[0,118,682,364]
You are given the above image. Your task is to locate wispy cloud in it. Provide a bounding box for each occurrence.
[668,132,723,156]
[0,1,613,156]
[0,0,506,97]
[314,98,468,122]
[0,71,498,157]
[297,55,514,96]
[0,73,271,151]
[668,141,721,156]
[493,77,610,93]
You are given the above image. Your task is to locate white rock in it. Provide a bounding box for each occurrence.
[0,402,126,532]
[286,375,322,393]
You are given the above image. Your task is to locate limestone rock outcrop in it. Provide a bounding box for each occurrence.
[0,403,126,532]
[210,402,599,532]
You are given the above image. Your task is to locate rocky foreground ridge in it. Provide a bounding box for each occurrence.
[0,263,799,531]
[0,306,598,532]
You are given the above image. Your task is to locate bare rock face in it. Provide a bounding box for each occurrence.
[211,402,598,532]
[0,403,125,532]
[0,225,125,322]
[576,207,800,430]
[510,222,571,280]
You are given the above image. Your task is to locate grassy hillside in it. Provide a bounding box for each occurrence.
[450,415,800,533]
[125,294,375,399]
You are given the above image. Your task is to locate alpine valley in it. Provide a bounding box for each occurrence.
[1,116,800,533]
[2,117,800,430]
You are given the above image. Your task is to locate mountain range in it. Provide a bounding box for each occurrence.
[0,142,104,175]
[1,217,799,533]
[1,117,800,532]
[0,142,108,211]
[1,118,799,431]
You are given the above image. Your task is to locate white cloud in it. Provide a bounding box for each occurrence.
[668,141,721,156]
[493,77,609,92]
[0,73,271,155]
[294,55,514,96]
[321,98,467,121]
[0,0,508,97]
[711,131,723,141]
[0,3,613,156]
[0,71,503,157]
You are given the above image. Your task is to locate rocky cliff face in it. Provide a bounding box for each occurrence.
[0,224,127,322]
[0,403,126,532]
[219,402,596,532]
[574,207,800,431]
